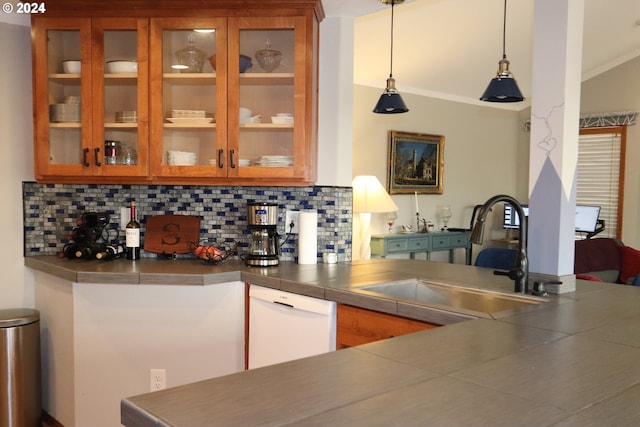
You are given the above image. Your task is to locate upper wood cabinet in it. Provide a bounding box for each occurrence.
[148,17,229,181]
[226,16,314,183]
[31,1,323,185]
[32,17,150,181]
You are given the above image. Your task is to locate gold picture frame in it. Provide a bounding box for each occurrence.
[387,131,445,194]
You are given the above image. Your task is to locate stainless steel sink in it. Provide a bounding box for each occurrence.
[356,279,546,316]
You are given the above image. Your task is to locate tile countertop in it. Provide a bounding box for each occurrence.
[25,256,640,426]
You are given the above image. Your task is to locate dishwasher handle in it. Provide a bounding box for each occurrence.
[273,301,294,309]
[249,285,336,316]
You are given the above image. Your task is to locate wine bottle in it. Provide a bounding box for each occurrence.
[126,201,141,260]
[59,243,81,259]
[96,244,124,261]
[75,243,106,260]
[75,246,93,259]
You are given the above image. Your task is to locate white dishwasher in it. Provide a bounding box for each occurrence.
[248,285,337,369]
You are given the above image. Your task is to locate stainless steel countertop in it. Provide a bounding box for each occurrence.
[26,256,640,426]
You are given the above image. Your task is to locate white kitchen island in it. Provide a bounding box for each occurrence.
[34,270,245,427]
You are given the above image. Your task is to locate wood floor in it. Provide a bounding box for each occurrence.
[42,411,62,427]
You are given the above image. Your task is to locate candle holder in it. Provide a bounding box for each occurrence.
[386,212,397,234]
[414,215,431,233]
[440,205,452,231]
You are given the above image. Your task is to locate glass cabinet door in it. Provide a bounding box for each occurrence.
[32,17,149,179]
[228,16,308,180]
[149,18,227,178]
[32,18,92,177]
[93,18,149,177]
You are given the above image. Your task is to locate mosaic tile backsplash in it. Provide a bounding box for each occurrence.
[22,182,353,263]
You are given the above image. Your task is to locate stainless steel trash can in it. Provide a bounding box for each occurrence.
[0,308,41,427]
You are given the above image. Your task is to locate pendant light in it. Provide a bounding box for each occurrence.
[480,0,525,102]
[373,0,409,114]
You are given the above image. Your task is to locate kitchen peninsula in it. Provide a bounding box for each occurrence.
[26,256,640,426]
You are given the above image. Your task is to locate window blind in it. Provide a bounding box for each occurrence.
[576,131,622,239]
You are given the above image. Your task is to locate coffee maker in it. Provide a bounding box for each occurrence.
[246,203,280,266]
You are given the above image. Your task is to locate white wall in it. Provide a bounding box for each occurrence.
[1,17,35,310]
[317,17,354,187]
[580,56,640,248]
[0,2,29,26]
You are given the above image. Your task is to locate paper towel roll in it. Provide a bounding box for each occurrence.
[298,211,318,264]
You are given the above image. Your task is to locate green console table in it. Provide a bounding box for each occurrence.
[370,231,471,265]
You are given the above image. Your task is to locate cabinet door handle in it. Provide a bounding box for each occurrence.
[230,149,236,169]
[94,148,102,166]
[82,148,90,167]
[217,149,224,168]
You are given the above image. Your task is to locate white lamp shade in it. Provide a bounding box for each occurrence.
[352,176,398,213]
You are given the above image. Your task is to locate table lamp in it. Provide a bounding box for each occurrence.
[352,176,399,259]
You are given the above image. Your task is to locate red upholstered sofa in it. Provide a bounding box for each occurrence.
[574,238,640,285]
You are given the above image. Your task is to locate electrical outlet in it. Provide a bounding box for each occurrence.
[150,368,166,391]
[285,210,300,234]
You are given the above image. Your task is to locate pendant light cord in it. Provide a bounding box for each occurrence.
[502,0,507,60]
[389,0,395,78]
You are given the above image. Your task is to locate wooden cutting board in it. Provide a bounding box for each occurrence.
[144,215,201,255]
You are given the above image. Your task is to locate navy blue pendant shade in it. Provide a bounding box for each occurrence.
[374,0,409,114]
[480,0,524,103]
[373,77,409,113]
[480,57,524,102]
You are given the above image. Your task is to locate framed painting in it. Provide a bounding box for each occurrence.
[387,131,445,194]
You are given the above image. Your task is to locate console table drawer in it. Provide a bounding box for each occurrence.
[386,238,409,252]
[449,235,469,247]
[432,237,451,249]
[408,238,429,251]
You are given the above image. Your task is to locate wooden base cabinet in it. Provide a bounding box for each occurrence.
[31,1,322,185]
[336,304,439,349]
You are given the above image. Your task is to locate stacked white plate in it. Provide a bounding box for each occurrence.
[166,117,214,124]
[253,155,293,167]
[271,113,293,125]
[167,151,197,166]
[167,110,215,124]
[171,110,205,118]
[50,103,81,122]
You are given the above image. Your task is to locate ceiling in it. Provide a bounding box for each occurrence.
[322,0,640,110]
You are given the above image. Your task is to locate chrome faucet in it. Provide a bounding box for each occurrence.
[471,195,529,293]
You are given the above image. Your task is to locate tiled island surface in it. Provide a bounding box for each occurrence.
[26,256,640,427]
